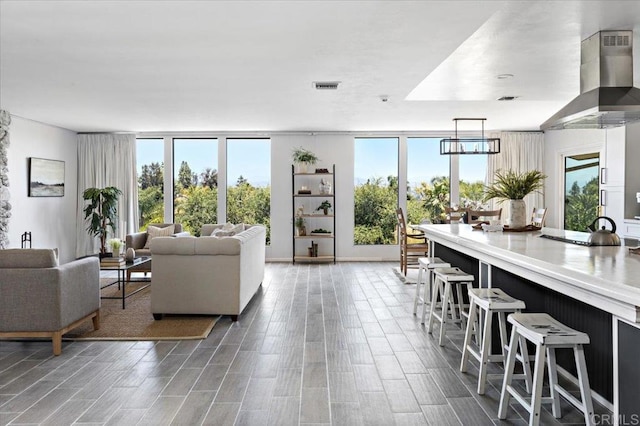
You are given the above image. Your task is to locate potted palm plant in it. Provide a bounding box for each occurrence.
[484,169,546,228]
[83,186,122,257]
[292,147,319,173]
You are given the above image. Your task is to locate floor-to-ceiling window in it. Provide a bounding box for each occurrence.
[459,154,488,210]
[226,138,271,243]
[354,137,398,245]
[173,138,218,236]
[136,138,165,230]
[564,153,599,231]
[406,137,450,224]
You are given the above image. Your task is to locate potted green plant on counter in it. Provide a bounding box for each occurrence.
[292,147,319,173]
[316,200,332,215]
[83,186,122,257]
[483,169,546,228]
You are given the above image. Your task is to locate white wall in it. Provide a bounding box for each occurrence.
[543,129,606,228]
[269,134,398,261]
[7,116,78,263]
[542,127,633,230]
[625,122,640,219]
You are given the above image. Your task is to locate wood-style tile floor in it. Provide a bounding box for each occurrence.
[0,262,611,425]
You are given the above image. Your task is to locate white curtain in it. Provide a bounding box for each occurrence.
[486,132,545,220]
[76,134,139,258]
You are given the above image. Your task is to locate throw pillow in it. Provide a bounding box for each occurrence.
[232,223,245,234]
[222,222,235,231]
[212,229,236,238]
[144,225,176,249]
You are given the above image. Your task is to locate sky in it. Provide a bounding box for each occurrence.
[137,138,271,187]
[137,137,488,190]
[354,137,487,188]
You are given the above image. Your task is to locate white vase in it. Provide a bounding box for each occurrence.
[296,162,308,173]
[507,199,527,229]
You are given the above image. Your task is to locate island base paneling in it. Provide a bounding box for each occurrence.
[435,242,614,404]
[617,320,640,422]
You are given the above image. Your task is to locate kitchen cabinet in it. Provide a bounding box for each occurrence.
[601,186,624,234]
[601,126,625,187]
[623,219,640,241]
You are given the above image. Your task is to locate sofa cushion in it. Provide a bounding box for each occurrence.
[195,236,241,255]
[200,224,223,237]
[150,236,197,255]
[0,248,59,268]
[202,223,245,237]
[212,229,236,238]
[144,224,176,249]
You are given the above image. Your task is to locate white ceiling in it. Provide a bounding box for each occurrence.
[1,0,639,133]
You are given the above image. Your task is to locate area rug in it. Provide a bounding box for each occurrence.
[63,280,219,341]
[392,266,419,284]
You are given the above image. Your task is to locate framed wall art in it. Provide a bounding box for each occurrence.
[28,157,65,197]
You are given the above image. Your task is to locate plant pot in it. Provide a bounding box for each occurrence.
[506,199,527,228]
[297,226,306,236]
[296,162,308,173]
[323,208,328,215]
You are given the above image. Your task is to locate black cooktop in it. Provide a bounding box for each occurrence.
[539,234,593,246]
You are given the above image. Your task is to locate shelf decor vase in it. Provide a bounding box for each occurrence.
[296,162,308,174]
[319,181,332,195]
[506,199,527,229]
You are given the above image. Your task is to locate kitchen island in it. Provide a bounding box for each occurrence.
[416,224,640,424]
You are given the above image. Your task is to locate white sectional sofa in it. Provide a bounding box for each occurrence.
[149,224,266,321]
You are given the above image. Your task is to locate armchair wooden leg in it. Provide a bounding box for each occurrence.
[52,332,62,356]
[92,310,100,330]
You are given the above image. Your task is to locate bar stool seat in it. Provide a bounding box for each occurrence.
[460,288,532,395]
[498,313,595,426]
[412,257,450,320]
[427,266,474,346]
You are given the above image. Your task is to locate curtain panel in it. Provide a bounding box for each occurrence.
[486,132,545,221]
[76,134,139,258]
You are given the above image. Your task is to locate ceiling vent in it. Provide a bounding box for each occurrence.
[498,96,518,101]
[314,81,340,90]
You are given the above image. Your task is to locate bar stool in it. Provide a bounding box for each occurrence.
[412,257,450,320]
[427,266,474,346]
[498,313,595,426]
[460,288,532,395]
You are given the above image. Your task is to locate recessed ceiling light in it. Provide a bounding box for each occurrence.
[496,74,514,79]
[497,96,519,101]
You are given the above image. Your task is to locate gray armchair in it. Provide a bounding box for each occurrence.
[125,223,186,278]
[0,249,100,355]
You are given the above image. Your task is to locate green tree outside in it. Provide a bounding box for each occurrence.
[565,177,598,231]
[174,185,218,236]
[138,162,270,240]
[177,161,194,190]
[353,176,398,245]
[227,177,271,243]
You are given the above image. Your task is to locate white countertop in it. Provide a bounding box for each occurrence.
[416,224,640,322]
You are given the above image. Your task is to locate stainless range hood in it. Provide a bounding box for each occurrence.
[541,30,640,131]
